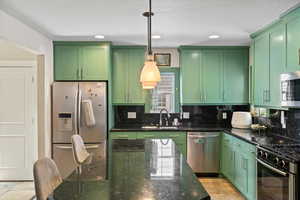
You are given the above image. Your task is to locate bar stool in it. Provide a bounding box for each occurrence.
[71,134,93,175]
[33,158,63,200]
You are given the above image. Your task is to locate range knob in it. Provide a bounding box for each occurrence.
[264,152,268,159]
[259,150,264,157]
[281,160,286,167]
[274,157,280,164]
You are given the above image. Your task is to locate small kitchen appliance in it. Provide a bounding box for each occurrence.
[231,112,252,129]
[281,71,300,107]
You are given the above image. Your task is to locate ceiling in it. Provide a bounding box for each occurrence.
[1,0,300,47]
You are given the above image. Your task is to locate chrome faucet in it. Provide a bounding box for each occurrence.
[159,108,170,127]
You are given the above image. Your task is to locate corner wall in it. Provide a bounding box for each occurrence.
[0,9,53,158]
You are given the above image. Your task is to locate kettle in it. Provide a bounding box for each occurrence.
[231,112,252,129]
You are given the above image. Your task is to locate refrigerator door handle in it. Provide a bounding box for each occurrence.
[85,145,100,149]
[78,89,82,131]
[74,90,78,135]
[56,145,73,150]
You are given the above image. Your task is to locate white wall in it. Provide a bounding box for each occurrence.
[0,39,36,60]
[0,9,53,158]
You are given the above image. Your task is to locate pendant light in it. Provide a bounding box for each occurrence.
[140,0,160,89]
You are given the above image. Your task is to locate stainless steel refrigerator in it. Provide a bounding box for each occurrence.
[52,82,107,179]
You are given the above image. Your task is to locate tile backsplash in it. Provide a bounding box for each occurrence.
[114,105,250,128]
[254,108,300,139]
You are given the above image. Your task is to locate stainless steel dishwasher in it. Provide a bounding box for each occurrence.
[187,132,220,174]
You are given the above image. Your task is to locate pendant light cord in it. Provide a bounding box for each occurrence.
[143,0,153,56]
[148,0,152,55]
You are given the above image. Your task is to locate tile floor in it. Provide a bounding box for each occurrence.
[199,178,245,200]
[0,178,244,200]
[0,182,35,200]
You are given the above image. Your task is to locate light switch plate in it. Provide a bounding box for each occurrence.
[127,112,136,119]
[183,112,190,119]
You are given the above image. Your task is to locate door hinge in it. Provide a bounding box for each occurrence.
[32,76,35,83]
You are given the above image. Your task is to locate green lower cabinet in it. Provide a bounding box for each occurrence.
[221,133,256,200]
[110,131,187,157]
[110,132,137,140]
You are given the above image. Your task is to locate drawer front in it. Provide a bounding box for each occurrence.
[110,132,137,139]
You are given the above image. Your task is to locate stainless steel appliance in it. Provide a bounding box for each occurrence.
[52,82,107,179]
[257,145,298,200]
[187,132,220,173]
[281,72,300,107]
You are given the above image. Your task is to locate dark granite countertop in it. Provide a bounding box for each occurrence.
[110,125,224,132]
[52,139,210,200]
[111,126,284,147]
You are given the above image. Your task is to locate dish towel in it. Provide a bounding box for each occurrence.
[82,99,96,127]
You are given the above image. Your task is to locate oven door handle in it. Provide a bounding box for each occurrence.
[256,158,288,176]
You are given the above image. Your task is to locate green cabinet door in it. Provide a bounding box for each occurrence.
[234,147,248,196]
[112,49,128,104]
[81,45,108,80]
[54,45,80,80]
[223,51,249,103]
[128,49,145,104]
[249,42,255,104]
[254,34,270,106]
[247,148,257,200]
[269,25,286,107]
[202,51,223,103]
[286,16,300,72]
[180,50,202,104]
[112,47,145,105]
[221,134,235,181]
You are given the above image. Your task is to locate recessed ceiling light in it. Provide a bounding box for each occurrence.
[94,35,105,39]
[209,35,220,39]
[152,35,161,39]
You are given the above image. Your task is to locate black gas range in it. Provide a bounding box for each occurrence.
[257,137,300,200]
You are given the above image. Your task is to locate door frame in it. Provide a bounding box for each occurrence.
[0,60,38,180]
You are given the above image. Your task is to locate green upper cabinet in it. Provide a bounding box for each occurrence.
[180,50,202,104]
[180,47,249,105]
[254,34,270,106]
[223,51,249,104]
[250,7,300,108]
[202,51,223,103]
[112,47,145,105]
[269,24,286,107]
[286,15,300,72]
[54,42,111,81]
[80,45,109,80]
[54,45,80,80]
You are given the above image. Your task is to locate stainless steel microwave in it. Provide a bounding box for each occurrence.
[281,71,300,107]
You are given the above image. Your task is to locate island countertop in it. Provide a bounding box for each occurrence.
[52,139,210,200]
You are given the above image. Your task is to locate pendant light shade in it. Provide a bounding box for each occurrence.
[140,0,160,89]
[140,55,160,89]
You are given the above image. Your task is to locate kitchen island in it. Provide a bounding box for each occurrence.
[52,139,210,200]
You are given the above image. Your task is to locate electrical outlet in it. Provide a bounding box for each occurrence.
[222,112,227,119]
[183,112,190,119]
[127,112,136,119]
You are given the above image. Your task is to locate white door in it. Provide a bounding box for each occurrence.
[0,66,36,180]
